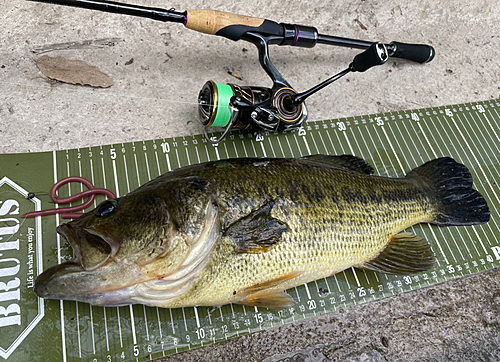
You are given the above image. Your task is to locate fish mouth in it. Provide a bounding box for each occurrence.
[34,223,129,303]
[58,223,113,271]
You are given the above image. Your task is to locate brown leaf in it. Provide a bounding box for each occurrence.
[36,55,114,88]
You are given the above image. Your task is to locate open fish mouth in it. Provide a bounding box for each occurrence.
[33,224,126,303]
[58,223,114,270]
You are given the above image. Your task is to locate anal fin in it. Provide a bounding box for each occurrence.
[359,233,436,275]
[236,271,302,308]
[236,290,295,309]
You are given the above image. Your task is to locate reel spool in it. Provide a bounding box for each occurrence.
[198,81,306,143]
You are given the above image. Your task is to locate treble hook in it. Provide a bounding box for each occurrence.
[22,176,116,219]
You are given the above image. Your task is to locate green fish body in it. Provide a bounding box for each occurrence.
[34,155,490,308]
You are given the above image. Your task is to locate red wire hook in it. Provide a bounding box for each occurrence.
[22,176,117,219]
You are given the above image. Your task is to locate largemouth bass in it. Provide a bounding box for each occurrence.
[34,155,490,308]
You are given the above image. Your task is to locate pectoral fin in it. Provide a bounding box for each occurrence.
[359,233,436,275]
[236,271,302,308]
[223,201,289,254]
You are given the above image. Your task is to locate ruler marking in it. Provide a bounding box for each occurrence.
[342,132,354,155]
[293,134,304,157]
[417,121,438,158]
[165,153,172,172]
[122,155,131,193]
[350,268,361,288]
[317,131,329,153]
[144,152,151,181]
[223,141,230,158]
[185,147,191,166]
[182,308,188,331]
[154,148,161,176]
[303,283,311,300]
[232,142,240,158]
[285,137,296,157]
[302,134,312,155]
[103,307,110,351]
[241,139,249,157]
[143,305,150,341]
[268,136,277,157]
[53,151,68,362]
[195,145,201,163]
[276,136,286,157]
[250,139,258,157]
[134,152,141,187]
[309,132,320,154]
[193,307,200,329]
[259,140,267,157]
[175,147,181,168]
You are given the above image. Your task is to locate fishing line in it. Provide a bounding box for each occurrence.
[0,80,214,107]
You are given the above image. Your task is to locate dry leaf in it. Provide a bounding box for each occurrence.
[36,55,114,88]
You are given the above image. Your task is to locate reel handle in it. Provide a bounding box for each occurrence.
[389,42,435,63]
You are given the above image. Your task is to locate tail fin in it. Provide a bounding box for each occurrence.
[407,157,490,226]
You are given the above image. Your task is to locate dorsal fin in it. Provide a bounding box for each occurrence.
[303,155,374,175]
[358,232,436,275]
[223,201,289,254]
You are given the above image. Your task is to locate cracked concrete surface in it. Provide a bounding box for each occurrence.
[1,0,500,361]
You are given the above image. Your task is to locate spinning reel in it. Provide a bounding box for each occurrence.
[30,0,435,144]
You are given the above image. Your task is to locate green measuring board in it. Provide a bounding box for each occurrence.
[1,100,499,362]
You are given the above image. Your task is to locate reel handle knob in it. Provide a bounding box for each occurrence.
[389,41,435,64]
[351,42,388,72]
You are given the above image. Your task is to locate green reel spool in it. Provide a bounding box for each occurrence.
[198,81,234,128]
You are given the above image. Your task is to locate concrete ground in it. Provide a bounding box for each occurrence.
[2,0,500,360]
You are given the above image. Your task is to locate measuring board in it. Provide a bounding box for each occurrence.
[1,99,499,362]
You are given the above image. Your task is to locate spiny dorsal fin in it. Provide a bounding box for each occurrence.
[303,155,374,175]
[358,233,435,275]
[236,272,302,308]
[223,201,289,254]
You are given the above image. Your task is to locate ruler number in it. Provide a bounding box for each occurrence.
[411,113,420,121]
[307,300,316,310]
[110,148,116,160]
[337,121,346,131]
[161,142,170,153]
[445,108,453,117]
[477,104,485,113]
[254,313,263,324]
[133,344,139,356]
[375,117,384,126]
[195,328,205,339]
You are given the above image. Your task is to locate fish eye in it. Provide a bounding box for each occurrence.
[95,200,116,218]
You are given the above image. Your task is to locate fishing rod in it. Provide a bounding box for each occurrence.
[28,0,435,143]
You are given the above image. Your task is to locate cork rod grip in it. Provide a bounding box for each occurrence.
[185,9,266,35]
